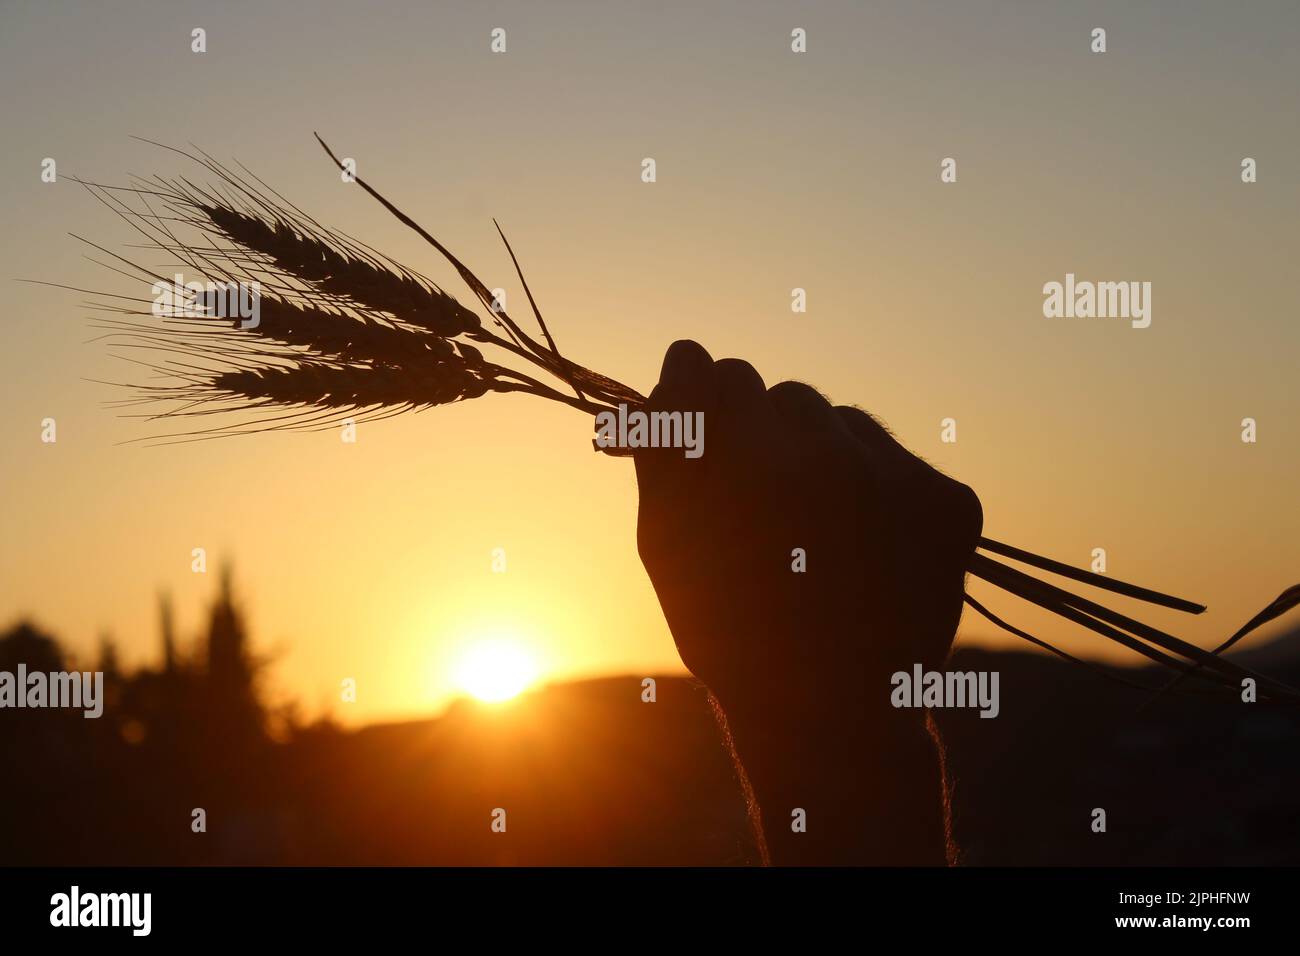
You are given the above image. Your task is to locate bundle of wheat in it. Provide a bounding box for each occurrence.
[62,137,1300,706]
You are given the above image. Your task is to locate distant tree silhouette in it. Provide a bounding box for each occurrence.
[0,620,65,673]
[204,564,265,744]
[159,591,178,675]
[96,632,121,679]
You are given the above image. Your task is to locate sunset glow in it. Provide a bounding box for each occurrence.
[455,639,538,703]
[1,3,1297,733]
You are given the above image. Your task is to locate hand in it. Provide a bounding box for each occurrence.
[630,340,982,864]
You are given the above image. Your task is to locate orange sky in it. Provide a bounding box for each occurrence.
[2,1,1297,724]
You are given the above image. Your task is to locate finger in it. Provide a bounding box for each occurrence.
[635,341,717,504]
[835,405,915,476]
[713,357,767,412]
[767,380,850,440]
[659,339,714,395]
[649,339,718,439]
[712,357,772,457]
[941,480,984,554]
[835,405,899,455]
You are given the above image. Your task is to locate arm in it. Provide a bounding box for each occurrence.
[631,340,981,865]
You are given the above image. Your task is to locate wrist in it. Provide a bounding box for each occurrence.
[710,687,949,865]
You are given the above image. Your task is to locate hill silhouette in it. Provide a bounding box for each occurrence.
[2,586,1297,865]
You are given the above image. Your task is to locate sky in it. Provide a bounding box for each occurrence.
[1,0,1297,725]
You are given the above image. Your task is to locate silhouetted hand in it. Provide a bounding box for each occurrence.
[631,340,982,864]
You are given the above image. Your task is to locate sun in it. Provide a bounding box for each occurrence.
[455,639,538,703]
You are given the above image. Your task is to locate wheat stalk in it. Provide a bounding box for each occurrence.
[66,137,1300,706]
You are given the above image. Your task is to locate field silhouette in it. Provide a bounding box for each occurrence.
[3,576,1297,866]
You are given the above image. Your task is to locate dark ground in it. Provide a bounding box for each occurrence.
[4,613,1298,866]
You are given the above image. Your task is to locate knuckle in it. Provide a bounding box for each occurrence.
[767,380,828,414]
[767,379,817,400]
[713,356,760,382]
[665,338,701,360]
[713,358,766,400]
[944,480,984,544]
